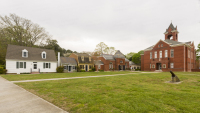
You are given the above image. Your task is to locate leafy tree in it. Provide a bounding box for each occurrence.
[132,50,144,65]
[0,14,50,65]
[0,14,49,47]
[126,52,136,61]
[104,47,116,55]
[196,43,200,60]
[66,49,73,53]
[0,14,78,65]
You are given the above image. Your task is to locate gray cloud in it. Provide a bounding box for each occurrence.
[1,0,200,54]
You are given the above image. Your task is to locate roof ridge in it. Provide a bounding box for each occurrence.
[8,44,54,51]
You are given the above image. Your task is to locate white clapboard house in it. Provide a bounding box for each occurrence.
[6,44,57,74]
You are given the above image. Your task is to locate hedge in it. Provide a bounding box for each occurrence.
[56,66,64,73]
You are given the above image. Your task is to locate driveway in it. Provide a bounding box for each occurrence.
[0,76,67,113]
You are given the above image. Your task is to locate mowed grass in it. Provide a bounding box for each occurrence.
[15,72,200,113]
[0,71,135,81]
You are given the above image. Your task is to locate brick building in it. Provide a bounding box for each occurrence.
[141,23,196,72]
[94,50,129,71]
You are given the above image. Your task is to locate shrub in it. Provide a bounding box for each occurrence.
[89,70,93,72]
[77,66,81,72]
[135,69,141,71]
[80,70,85,72]
[0,67,6,74]
[0,65,5,69]
[0,67,4,74]
[56,66,64,73]
[92,67,96,71]
[4,69,7,74]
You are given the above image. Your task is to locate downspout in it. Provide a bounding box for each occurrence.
[184,45,185,72]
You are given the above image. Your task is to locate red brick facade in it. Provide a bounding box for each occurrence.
[94,50,129,71]
[96,57,129,71]
[141,23,196,72]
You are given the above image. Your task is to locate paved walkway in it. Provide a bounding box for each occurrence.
[0,76,68,113]
[12,73,137,83]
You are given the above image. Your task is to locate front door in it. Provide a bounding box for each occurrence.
[69,66,71,72]
[33,63,37,72]
[156,63,162,70]
[85,65,88,71]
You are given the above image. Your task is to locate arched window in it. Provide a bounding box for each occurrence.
[41,51,46,59]
[22,49,28,58]
[109,62,113,69]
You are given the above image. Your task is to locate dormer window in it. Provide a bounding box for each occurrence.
[41,51,46,59]
[120,61,123,63]
[81,56,84,61]
[22,49,28,58]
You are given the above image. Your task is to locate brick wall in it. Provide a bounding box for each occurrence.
[142,40,196,72]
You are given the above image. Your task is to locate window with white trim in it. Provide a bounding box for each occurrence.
[43,62,51,69]
[154,51,157,58]
[120,61,123,63]
[22,49,28,58]
[150,52,152,59]
[98,65,100,69]
[109,62,113,69]
[16,62,26,69]
[161,44,163,47]
[152,65,155,68]
[165,50,168,57]
[170,49,174,57]
[81,56,84,61]
[159,51,162,58]
[170,63,174,68]
[41,51,46,59]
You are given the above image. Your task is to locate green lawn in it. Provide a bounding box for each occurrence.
[0,71,135,81]
[11,72,200,113]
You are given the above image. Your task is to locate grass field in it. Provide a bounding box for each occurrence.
[2,72,200,113]
[1,71,135,81]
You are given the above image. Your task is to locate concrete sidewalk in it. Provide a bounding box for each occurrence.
[12,73,137,83]
[0,76,68,113]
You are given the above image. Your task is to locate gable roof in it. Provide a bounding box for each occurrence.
[6,44,57,62]
[144,39,192,51]
[102,54,115,60]
[60,57,77,65]
[74,53,90,57]
[125,58,129,62]
[94,60,104,65]
[114,50,125,58]
[168,23,176,31]
[78,56,93,64]
[72,53,93,64]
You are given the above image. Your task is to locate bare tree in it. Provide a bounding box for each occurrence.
[0,14,49,47]
[104,47,116,55]
[94,42,108,55]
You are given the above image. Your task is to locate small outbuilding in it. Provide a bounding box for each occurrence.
[60,57,77,72]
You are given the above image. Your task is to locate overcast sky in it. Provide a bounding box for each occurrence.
[1,0,200,54]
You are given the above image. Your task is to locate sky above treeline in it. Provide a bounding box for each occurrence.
[1,0,200,54]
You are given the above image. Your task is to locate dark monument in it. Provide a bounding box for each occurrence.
[170,71,180,82]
